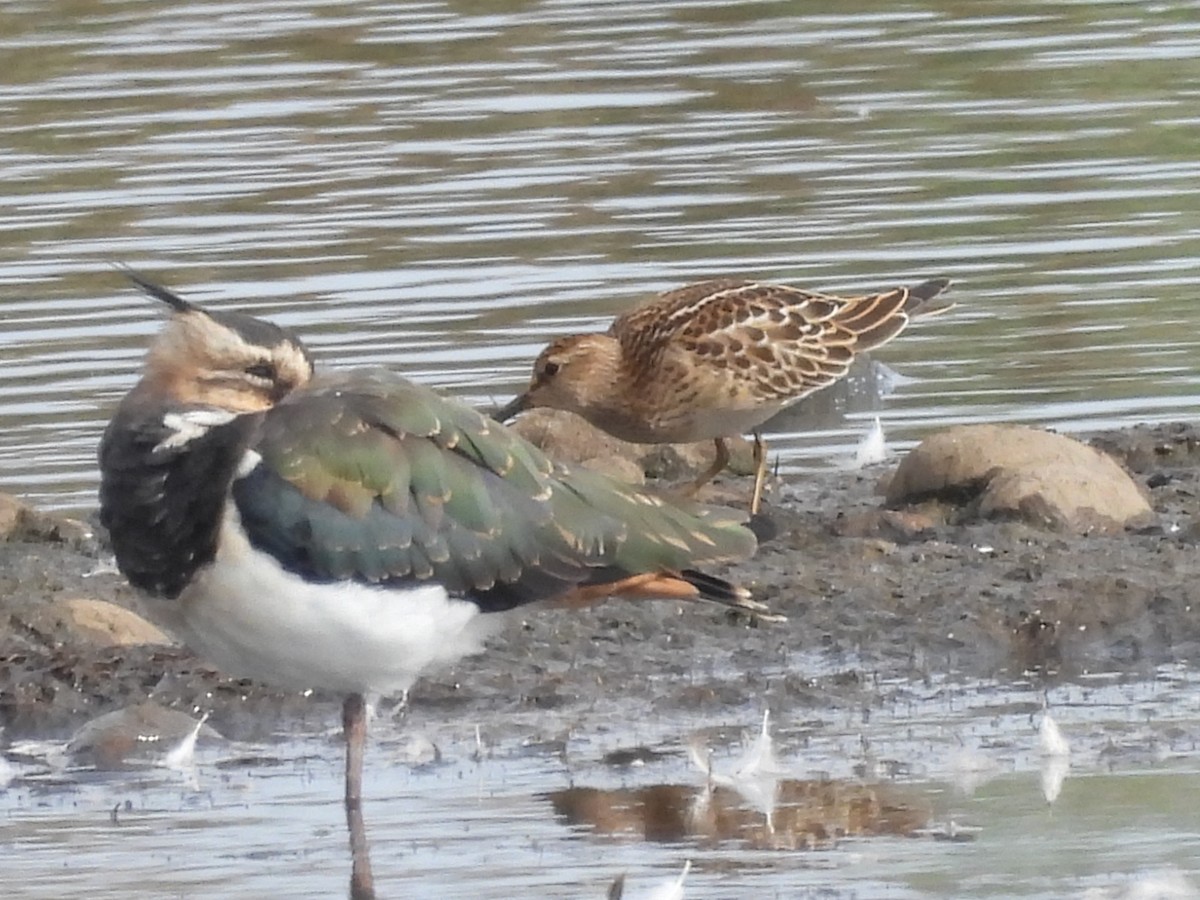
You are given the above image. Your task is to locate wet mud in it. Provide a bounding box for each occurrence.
[1,422,1197,748]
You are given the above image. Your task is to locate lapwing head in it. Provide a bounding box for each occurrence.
[123,270,315,413]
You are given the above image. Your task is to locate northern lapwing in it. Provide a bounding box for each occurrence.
[98,273,768,812]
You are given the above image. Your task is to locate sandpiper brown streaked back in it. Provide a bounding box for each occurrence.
[496,277,953,513]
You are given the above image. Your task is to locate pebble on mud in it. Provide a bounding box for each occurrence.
[884,424,1153,534]
[51,598,170,648]
[829,508,940,543]
[0,492,93,547]
[66,701,222,769]
[5,593,169,650]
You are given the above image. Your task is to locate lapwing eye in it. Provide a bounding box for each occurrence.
[245,362,276,381]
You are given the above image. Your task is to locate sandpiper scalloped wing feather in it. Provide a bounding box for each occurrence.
[607,278,950,404]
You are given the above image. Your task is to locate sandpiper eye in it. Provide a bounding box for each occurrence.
[541,361,561,378]
[245,362,276,381]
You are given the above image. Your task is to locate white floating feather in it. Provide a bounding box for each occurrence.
[1038,713,1070,757]
[688,711,782,827]
[646,860,691,900]
[854,416,888,468]
[612,861,692,900]
[1037,712,1070,804]
[162,711,210,771]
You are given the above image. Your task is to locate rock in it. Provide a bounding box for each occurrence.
[641,439,757,481]
[0,494,22,539]
[66,701,223,768]
[830,509,941,542]
[1090,422,1200,473]
[53,598,171,647]
[0,492,94,548]
[886,424,1152,534]
[10,596,170,649]
[506,408,754,481]
[506,408,632,466]
[639,443,713,481]
[389,732,442,768]
[579,455,645,485]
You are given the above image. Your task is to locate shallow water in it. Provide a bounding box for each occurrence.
[2,1,1200,896]
[4,666,1200,898]
[1,0,1199,511]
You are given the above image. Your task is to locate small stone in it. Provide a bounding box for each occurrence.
[0,492,94,547]
[831,509,939,542]
[57,598,171,647]
[11,596,172,649]
[507,408,632,464]
[0,494,25,540]
[391,732,441,768]
[67,701,222,769]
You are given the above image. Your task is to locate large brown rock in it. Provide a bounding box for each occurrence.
[885,424,1152,534]
[505,408,755,482]
[4,595,170,650]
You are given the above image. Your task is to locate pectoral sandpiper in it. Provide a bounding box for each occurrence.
[497,277,952,513]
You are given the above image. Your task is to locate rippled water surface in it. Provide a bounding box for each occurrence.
[2,1,1200,896]
[1,0,1198,511]
[5,667,1200,899]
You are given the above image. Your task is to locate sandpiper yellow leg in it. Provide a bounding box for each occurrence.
[683,437,730,498]
[750,433,768,515]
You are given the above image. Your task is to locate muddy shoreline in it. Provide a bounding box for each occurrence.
[2,421,1197,747]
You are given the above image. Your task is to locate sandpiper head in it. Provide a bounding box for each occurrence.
[495,333,618,422]
[125,272,315,413]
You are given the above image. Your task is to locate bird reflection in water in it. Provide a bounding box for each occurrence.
[546,778,930,852]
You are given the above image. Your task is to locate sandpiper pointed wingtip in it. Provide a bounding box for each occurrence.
[907,276,955,316]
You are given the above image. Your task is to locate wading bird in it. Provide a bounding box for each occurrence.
[98,273,767,820]
[497,277,952,513]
